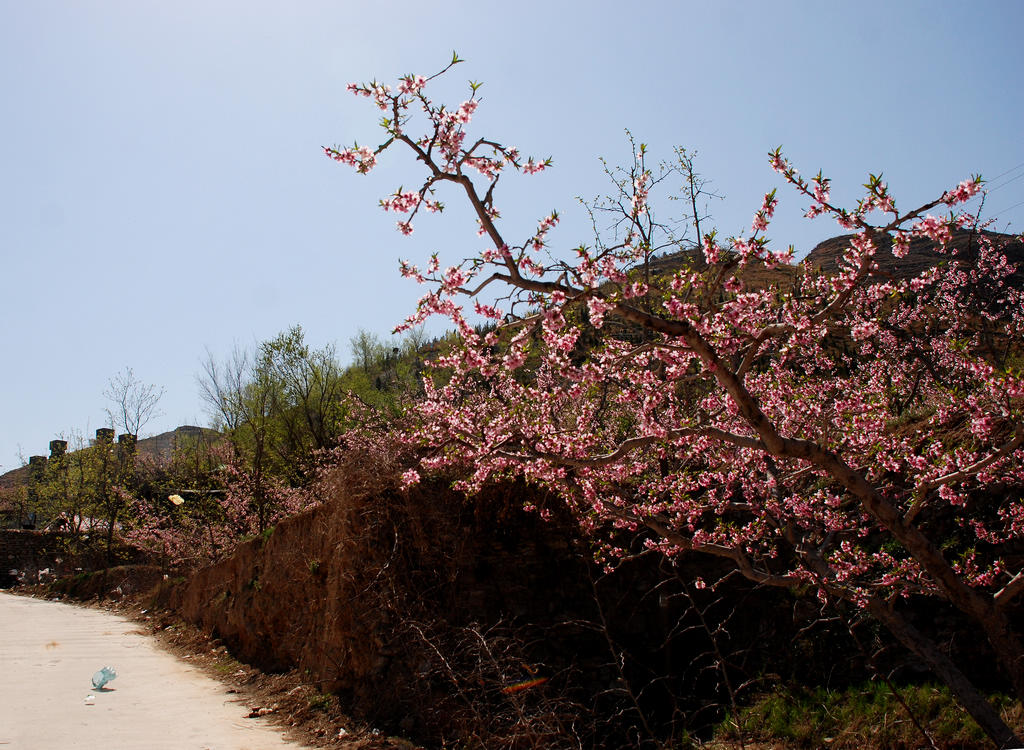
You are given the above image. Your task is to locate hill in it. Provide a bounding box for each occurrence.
[805,227,1024,283]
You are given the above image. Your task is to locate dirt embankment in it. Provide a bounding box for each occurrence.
[165,464,860,750]
[167,478,622,746]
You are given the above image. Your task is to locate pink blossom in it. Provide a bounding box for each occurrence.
[331,70,1024,662]
[970,415,997,438]
[850,320,878,340]
[324,145,377,174]
[943,178,982,206]
[442,266,468,293]
[398,74,427,95]
[623,281,649,299]
[632,171,651,216]
[587,297,613,328]
[400,469,421,489]
[453,99,478,124]
[381,191,421,213]
[912,215,952,245]
[892,232,911,258]
[522,158,547,175]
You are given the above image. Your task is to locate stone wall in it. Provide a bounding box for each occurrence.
[0,529,150,588]
[0,530,71,587]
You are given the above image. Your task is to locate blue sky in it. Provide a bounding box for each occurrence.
[2,0,1023,469]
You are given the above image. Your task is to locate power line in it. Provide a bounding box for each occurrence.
[987,161,1024,183]
[991,197,1024,216]
[987,170,1024,193]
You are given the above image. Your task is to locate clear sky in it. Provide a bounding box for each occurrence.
[2,0,1023,470]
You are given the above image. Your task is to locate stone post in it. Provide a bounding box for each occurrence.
[49,440,67,459]
[117,433,137,455]
[25,455,47,529]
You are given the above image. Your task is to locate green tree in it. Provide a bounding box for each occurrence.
[36,430,134,565]
[341,326,433,412]
[199,326,348,526]
[257,326,346,475]
[37,432,99,541]
[199,341,279,529]
[349,328,387,373]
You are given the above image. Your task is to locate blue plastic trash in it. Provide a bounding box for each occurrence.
[91,666,117,689]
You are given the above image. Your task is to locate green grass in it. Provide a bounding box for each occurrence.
[307,693,333,712]
[714,682,1021,749]
[213,659,241,674]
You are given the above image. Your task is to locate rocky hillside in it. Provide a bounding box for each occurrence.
[805,228,1024,283]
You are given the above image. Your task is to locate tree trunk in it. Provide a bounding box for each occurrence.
[867,597,1021,749]
[809,447,1024,703]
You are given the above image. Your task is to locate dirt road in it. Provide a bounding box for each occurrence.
[0,592,309,749]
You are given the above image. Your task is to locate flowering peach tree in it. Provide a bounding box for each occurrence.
[327,57,1024,744]
[126,444,307,568]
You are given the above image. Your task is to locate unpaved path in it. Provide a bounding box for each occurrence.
[0,592,310,749]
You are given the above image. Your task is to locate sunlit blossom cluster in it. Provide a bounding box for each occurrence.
[324,145,377,174]
[943,177,983,206]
